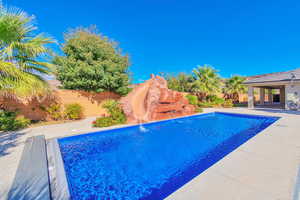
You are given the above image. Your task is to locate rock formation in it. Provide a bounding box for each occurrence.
[120,75,195,123]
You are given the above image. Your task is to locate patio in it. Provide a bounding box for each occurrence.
[0,108,300,200]
[244,68,300,111]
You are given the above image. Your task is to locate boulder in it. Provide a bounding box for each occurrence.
[120,75,195,123]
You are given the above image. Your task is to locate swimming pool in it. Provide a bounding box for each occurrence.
[58,112,279,200]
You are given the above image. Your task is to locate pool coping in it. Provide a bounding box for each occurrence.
[47,139,71,200]
[293,165,300,200]
[50,111,281,199]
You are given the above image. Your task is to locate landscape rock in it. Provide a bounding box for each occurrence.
[120,75,195,123]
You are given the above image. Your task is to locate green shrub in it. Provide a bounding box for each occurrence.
[223,99,233,108]
[206,95,218,102]
[93,100,126,127]
[64,103,84,120]
[198,102,214,108]
[195,107,203,113]
[0,110,30,131]
[212,98,225,106]
[93,116,114,127]
[186,94,198,105]
[15,116,31,128]
[102,100,121,115]
[186,94,205,113]
[45,104,63,120]
[206,95,225,106]
[233,103,247,107]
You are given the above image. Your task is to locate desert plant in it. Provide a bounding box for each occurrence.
[45,104,63,120]
[233,103,247,107]
[222,99,233,108]
[54,27,131,95]
[0,3,55,98]
[206,95,225,106]
[198,102,215,108]
[223,76,246,103]
[93,100,126,127]
[93,117,115,127]
[195,107,203,113]
[0,110,30,131]
[166,73,194,92]
[191,65,222,101]
[64,103,84,120]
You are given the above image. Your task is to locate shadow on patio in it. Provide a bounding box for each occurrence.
[0,131,25,157]
[254,108,300,115]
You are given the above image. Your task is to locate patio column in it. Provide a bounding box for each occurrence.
[259,88,265,105]
[268,89,273,104]
[280,87,285,107]
[248,86,254,108]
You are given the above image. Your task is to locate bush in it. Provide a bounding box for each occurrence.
[93,117,114,127]
[64,103,84,120]
[0,110,30,131]
[93,100,126,127]
[198,102,214,108]
[45,104,63,120]
[213,98,225,106]
[195,107,203,113]
[233,103,247,107]
[223,99,233,108]
[206,95,225,106]
[185,94,204,113]
[186,94,198,105]
[206,95,218,102]
[166,73,194,92]
[43,103,85,121]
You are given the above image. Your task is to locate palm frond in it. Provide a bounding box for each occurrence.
[0,5,54,99]
[0,61,49,97]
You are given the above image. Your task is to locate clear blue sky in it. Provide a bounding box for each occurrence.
[7,0,300,83]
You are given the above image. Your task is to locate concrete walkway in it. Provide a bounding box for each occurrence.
[0,108,299,199]
[167,108,300,200]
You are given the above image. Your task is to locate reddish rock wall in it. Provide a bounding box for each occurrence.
[120,75,195,123]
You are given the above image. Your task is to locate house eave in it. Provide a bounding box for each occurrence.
[244,79,300,86]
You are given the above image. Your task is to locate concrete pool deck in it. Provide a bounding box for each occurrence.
[0,108,299,199]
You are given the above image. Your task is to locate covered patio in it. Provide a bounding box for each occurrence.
[247,85,285,109]
[244,68,300,110]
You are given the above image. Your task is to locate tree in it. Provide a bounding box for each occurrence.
[191,65,222,101]
[223,75,246,103]
[54,27,131,95]
[0,4,55,98]
[166,72,194,92]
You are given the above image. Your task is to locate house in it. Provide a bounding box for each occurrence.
[244,68,300,110]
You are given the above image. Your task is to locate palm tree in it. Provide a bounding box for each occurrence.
[0,4,55,98]
[223,75,246,103]
[166,72,194,92]
[191,65,222,101]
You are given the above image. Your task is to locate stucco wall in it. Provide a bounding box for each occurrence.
[285,83,300,110]
[0,90,120,120]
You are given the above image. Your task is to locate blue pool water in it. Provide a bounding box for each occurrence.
[58,112,279,200]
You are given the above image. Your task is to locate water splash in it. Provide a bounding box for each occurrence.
[139,124,148,132]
